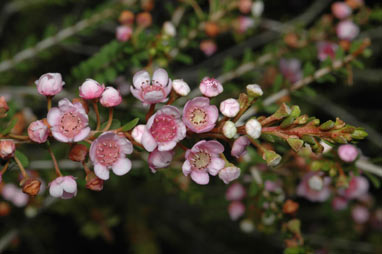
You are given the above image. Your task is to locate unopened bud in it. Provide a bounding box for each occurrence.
[0,140,15,159]
[251,1,264,17]
[219,166,241,184]
[0,96,9,118]
[85,172,104,191]
[245,119,262,139]
[351,129,368,140]
[163,21,176,37]
[22,178,41,196]
[119,10,135,25]
[136,12,152,28]
[69,144,88,162]
[223,121,237,139]
[204,22,219,37]
[246,84,263,98]
[220,99,240,118]
[287,138,304,152]
[283,199,299,214]
[262,150,282,166]
[172,79,190,96]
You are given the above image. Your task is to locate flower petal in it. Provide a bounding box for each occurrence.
[191,171,210,185]
[94,164,110,180]
[51,128,71,143]
[73,127,90,142]
[158,141,177,151]
[182,160,191,176]
[112,158,132,176]
[62,177,77,194]
[47,107,61,126]
[141,130,157,152]
[208,157,225,176]
[49,183,63,198]
[152,68,168,87]
[133,70,150,89]
[203,140,224,154]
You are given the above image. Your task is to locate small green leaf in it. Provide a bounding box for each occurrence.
[121,118,140,132]
[15,150,29,168]
[364,171,380,188]
[1,118,18,135]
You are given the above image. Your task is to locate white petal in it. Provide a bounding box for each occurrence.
[141,130,157,152]
[117,137,133,154]
[191,171,210,185]
[133,70,150,89]
[51,129,71,143]
[208,158,225,176]
[73,127,90,142]
[47,107,61,126]
[158,141,177,151]
[152,68,168,87]
[94,164,110,180]
[182,160,191,176]
[130,86,144,101]
[49,183,63,198]
[62,177,77,194]
[112,158,132,176]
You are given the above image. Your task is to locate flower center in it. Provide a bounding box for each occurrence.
[150,114,177,142]
[95,140,120,166]
[190,108,207,126]
[59,112,83,138]
[191,151,211,169]
[142,85,164,95]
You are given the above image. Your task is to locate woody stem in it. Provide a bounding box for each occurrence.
[0,160,10,175]
[92,101,101,131]
[47,143,62,177]
[13,156,28,178]
[102,108,114,132]
[146,104,156,121]
[47,96,52,111]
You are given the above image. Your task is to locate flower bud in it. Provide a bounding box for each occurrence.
[100,87,122,107]
[351,129,368,139]
[308,175,323,191]
[148,149,174,173]
[131,124,146,144]
[219,166,241,184]
[246,84,263,98]
[336,20,359,41]
[332,196,348,210]
[69,144,88,162]
[79,79,105,100]
[220,99,240,118]
[172,79,190,96]
[22,178,41,196]
[283,199,299,214]
[245,118,262,139]
[28,120,49,143]
[204,22,219,37]
[116,25,133,42]
[345,0,364,9]
[240,219,255,233]
[85,172,104,191]
[226,182,246,201]
[199,77,223,97]
[251,1,264,17]
[352,205,370,224]
[136,12,152,28]
[338,144,358,162]
[119,10,134,25]
[35,73,65,96]
[239,0,252,14]
[231,136,250,158]
[222,121,237,139]
[331,2,352,19]
[0,96,9,118]
[163,21,176,37]
[200,40,217,56]
[228,201,245,220]
[262,150,281,166]
[0,140,15,159]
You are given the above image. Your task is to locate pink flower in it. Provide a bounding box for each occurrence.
[131,68,172,104]
[339,176,369,199]
[297,172,331,202]
[219,166,241,184]
[35,73,65,96]
[236,16,254,34]
[148,149,174,173]
[220,98,240,118]
[47,98,90,143]
[338,144,358,162]
[231,136,250,158]
[331,2,352,19]
[279,58,303,83]
[116,25,132,42]
[79,79,105,100]
[90,132,133,180]
[226,182,246,201]
[336,20,359,41]
[317,41,338,61]
[228,201,245,220]
[172,79,190,96]
[182,140,225,185]
[49,176,77,199]
[142,106,186,152]
[199,77,223,97]
[264,180,282,192]
[0,140,15,159]
[131,124,146,144]
[100,87,122,107]
[352,205,370,224]
[182,97,219,133]
[28,120,49,143]
[2,183,29,207]
[332,196,348,210]
[200,40,217,56]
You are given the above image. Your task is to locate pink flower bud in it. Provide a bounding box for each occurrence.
[220,98,240,117]
[49,176,77,199]
[339,175,369,199]
[28,120,49,143]
[352,205,370,224]
[35,73,65,96]
[338,144,358,162]
[148,149,174,173]
[200,40,217,56]
[2,184,29,207]
[228,201,245,220]
[235,16,254,34]
[231,136,250,158]
[199,77,223,97]
[331,2,352,19]
[79,79,105,100]
[317,41,338,61]
[239,0,252,14]
[131,124,146,144]
[264,180,281,192]
[0,96,9,118]
[279,58,303,83]
[336,20,359,41]
[116,25,132,42]
[332,196,348,210]
[219,166,241,184]
[0,140,15,159]
[226,182,246,201]
[246,84,263,97]
[297,172,331,202]
[100,87,122,107]
[172,79,190,96]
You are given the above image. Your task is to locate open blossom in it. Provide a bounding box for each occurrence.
[336,20,359,41]
[0,140,15,159]
[200,40,217,56]
[279,58,303,83]
[228,201,245,220]
[35,73,65,96]
[131,68,172,104]
[182,140,225,185]
[100,87,122,107]
[352,205,370,224]
[226,182,246,201]
[199,77,223,97]
[317,41,338,61]
[28,120,49,143]
[339,176,369,200]
[231,136,250,158]
[49,176,77,199]
[297,172,331,202]
[148,149,174,173]
[183,97,218,133]
[47,98,90,143]
[219,166,241,184]
[220,98,240,118]
[142,106,186,152]
[338,144,358,162]
[90,132,133,180]
[79,79,105,100]
[332,2,352,19]
[2,183,29,207]
[116,25,132,42]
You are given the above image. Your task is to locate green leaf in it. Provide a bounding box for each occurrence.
[121,118,140,132]
[272,74,283,93]
[15,150,29,168]
[1,118,18,135]
[363,171,380,188]
[100,119,121,130]
[249,182,259,196]
[303,62,315,77]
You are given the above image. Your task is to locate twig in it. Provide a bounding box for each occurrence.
[356,159,382,177]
